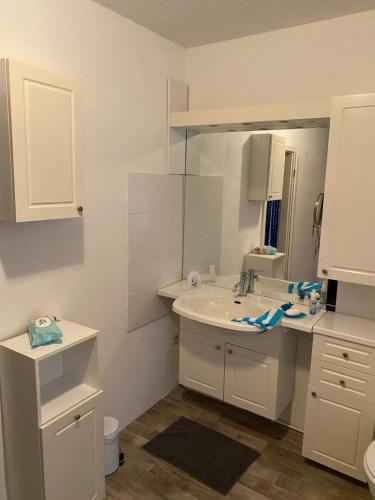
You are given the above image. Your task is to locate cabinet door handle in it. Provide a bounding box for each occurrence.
[228,349,233,354]
[339,379,346,387]
[311,391,317,397]
[74,414,81,421]
[77,206,84,214]
[216,345,221,350]
[342,352,349,360]
[322,269,328,275]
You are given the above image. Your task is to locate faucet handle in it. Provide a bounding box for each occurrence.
[232,282,240,293]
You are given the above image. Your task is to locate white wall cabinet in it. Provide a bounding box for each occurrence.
[303,331,375,481]
[179,319,296,421]
[248,134,286,201]
[0,59,83,222]
[0,320,105,500]
[318,93,375,286]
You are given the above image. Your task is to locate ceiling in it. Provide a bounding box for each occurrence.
[93,0,375,47]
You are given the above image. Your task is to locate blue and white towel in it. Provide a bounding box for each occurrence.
[232,302,298,330]
[288,281,322,299]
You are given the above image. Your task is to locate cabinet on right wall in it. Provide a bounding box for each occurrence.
[318,93,375,286]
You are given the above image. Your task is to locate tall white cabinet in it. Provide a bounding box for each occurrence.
[318,93,375,286]
[0,59,83,222]
[0,320,105,500]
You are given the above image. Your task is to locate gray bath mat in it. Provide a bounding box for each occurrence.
[143,416,259,495]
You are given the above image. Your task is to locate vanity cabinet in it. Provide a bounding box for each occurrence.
[318,93,375,286]
[0,320,105,500]
[179,318,296,421]
[303,329,375,481]
[248,134,286,201]
[0,59,83,222]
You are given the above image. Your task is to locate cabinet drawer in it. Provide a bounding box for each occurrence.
[310,360,375,404]
[312,334,375,375]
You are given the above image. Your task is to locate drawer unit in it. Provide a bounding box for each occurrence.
[312,334,375,375]
[309,359,375,404]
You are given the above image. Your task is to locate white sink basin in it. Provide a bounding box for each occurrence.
[173,287,269,333]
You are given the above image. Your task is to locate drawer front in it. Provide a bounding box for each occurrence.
[310,359,375,404]
[312,334,375,375]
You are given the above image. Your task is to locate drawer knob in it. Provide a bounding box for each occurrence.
[342,352,349,360]
[228,349,233,354]
[339,379,346,387]
[216,345,221,350]
[311,391,317,397]
[74,414,81,421]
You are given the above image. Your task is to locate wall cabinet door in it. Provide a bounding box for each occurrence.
[318,93,375,286]
[0,59,83,222]
[224,344,278,419]
[179,330,225,399]
[41,395,104,500]
[248,134,286,201]
[302,384,374,481]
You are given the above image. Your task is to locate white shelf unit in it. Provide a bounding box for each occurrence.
[0,320,105,500]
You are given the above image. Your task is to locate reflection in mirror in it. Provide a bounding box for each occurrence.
[183,127,329,304]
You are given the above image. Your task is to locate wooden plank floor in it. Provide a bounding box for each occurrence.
[106,386,371,499]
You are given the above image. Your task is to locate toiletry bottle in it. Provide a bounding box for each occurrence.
[309,290,318,315]
[209,264,216,282]
[320,280,328,305]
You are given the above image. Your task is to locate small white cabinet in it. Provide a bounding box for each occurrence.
[0,59,83,222]
[248,134,286,201]
[303,327,375,481]
[318,93,375,286]
[179,319,296,421]
[0,320,105,500]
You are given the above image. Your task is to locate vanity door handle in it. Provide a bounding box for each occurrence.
[228,349,233,354]
[74,414,81,421]
[311,391,317,397]
[339,379,346,387]
[342,352,349,360]
[216,345,221,350]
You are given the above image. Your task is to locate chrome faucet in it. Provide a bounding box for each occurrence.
[232,268,259,296]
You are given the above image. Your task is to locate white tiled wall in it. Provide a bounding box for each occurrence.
[127,173,184,331]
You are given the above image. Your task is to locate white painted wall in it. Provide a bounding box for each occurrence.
[0,1,185,496]
[186,10,375,110]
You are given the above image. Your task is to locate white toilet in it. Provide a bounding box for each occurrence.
[364,440,375,497]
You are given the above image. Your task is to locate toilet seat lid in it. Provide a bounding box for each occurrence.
[364,441,375,481]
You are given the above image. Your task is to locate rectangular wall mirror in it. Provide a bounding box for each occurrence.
[183,126,329,303]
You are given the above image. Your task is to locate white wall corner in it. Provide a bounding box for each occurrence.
[167,78,189,175]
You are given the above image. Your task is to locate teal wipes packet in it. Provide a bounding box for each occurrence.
[27,317,63,348]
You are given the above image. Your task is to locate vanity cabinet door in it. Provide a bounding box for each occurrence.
[179,330,225,399]
[302,384,374,481]
[41,394,104,500]
[267,135,286,200]
[0,59,83,222]
[318,93,375,286]
[223,344,278,419]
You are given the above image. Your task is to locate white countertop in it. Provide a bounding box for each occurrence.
[313,311,375,347]
[158,281,326,334]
